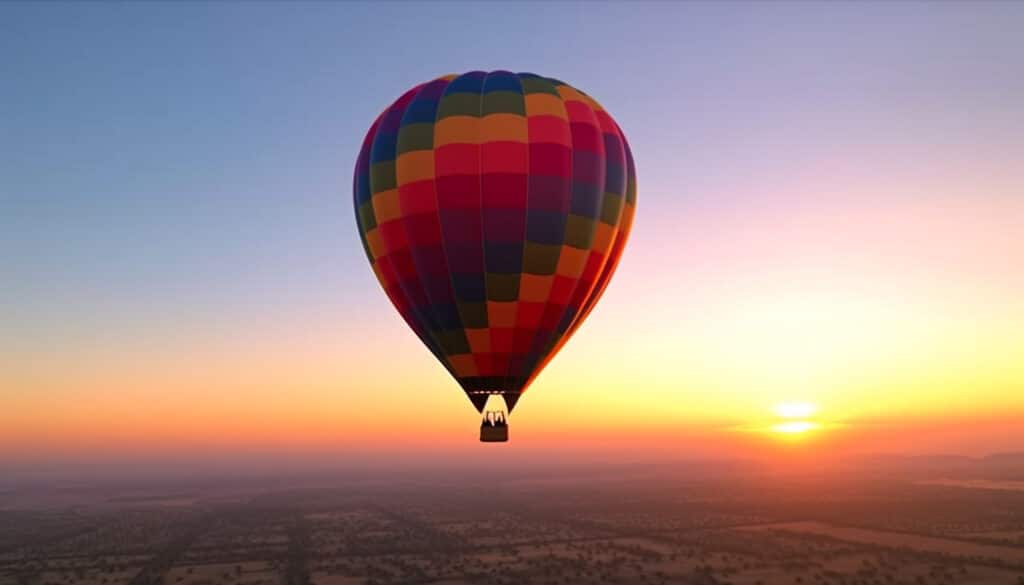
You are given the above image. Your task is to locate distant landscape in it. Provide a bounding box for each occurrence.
[3,454,1023,585]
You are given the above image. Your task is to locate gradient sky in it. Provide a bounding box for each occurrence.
[2,1,1022,467]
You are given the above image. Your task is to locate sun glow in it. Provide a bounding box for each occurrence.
[734,402,828,440]
[774,402,817,419]
[772,421,819,434]
[762,402,823,439]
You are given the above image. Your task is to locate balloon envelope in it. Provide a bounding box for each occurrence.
[353,71,636,414]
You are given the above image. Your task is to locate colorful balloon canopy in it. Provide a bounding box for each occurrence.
[353,71,636,415]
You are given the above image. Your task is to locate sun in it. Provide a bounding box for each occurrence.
[736,401,829,440]
[767,401,821,438]
[772,421,819,434]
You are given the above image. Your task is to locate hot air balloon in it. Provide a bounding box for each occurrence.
[353,71,636,442]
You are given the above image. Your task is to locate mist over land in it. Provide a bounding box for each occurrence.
[3,453,1024,585]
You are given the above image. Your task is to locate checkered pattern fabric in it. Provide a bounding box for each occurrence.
[354,71,636,413]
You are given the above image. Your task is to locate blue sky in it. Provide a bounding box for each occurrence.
[4,1,1020,334]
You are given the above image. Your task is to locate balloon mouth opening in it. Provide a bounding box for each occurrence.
[465,389,521,414]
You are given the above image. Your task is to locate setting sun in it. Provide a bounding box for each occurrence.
[772,421,819,435]
[763,402,825,439]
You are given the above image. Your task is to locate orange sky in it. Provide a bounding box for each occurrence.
[3,180,1021,466]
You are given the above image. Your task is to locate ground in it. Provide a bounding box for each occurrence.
[2,460,1023,585]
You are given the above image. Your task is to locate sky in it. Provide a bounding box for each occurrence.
[2,1,1022,469]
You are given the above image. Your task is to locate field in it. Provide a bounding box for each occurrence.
[2,456,1023,585]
